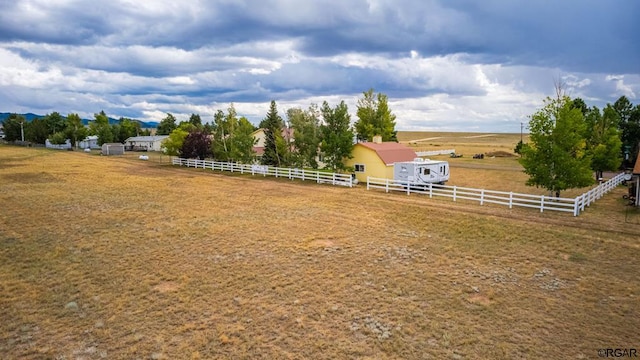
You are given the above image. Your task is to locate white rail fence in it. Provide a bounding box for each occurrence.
[172,157,353,187]
[367,172,627,216]
[416,149,456,157]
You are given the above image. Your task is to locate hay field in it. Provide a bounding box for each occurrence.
[1,145,639,359]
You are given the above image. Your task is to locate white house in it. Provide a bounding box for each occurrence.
[124,136,169,152]
[78,135,100,149]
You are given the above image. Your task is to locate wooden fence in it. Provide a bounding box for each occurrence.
[367,172,627,216]
[172,157,353,187]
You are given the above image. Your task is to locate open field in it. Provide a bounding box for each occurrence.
[1,145,640,359]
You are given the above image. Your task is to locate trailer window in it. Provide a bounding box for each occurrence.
[354,164,365,172]
[423,168,430,175]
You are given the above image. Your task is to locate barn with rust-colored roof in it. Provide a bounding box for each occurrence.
[344,135,417,183]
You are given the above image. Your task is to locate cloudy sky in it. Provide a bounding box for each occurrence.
[0,0,638,132]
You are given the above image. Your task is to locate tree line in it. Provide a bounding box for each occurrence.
[157,89,397,171]
[1,111,151,146]
[519,90,640,197]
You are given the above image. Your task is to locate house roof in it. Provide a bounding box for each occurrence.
[356,142,417,165]
[125,136,169,142]
[633,153,640,175]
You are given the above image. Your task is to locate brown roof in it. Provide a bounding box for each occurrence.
[357,142,417,165]
[634,153,640,175]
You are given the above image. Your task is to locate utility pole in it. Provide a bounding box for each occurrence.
[520,122,523,143]
[20,121,24,142]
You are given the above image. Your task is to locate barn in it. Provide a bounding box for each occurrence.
[632,154,640,207]
[344,136,417,183]
[101,143,125,155]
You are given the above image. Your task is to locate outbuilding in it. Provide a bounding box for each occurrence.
[632,154,640,207]
[102,143,125,155]
[344,135,417,183]
[124,136,169,152]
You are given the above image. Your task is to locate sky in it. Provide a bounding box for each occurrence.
[0,0,638,132]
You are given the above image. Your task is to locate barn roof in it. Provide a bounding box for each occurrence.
[356,142,417,166]
[633,152,640,175]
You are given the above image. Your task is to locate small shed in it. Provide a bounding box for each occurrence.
[102,143,125,155]
[344,136,417,183]
[79,135,100,149]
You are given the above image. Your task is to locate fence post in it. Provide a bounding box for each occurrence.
[385,179,389,193]
[509,192,513,209]
[317,171,320,183]
[367,176,370,190]
[540,195,544,213]
[480,189,484,206]
[429,183,433,198]
[453,186,457,202]
[573,196,579,216]
[333,173,336,185]
[406,181,411,195]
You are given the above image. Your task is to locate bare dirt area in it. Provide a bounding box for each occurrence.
[1,145,639,359]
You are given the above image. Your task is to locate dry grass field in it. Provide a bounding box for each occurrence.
[1,142,639,359]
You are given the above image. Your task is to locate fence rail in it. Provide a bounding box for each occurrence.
[172,157,353,187]
[367,172,627,216]
[415,149,456,157]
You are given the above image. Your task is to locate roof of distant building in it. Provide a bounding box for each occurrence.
[356,141,417,165]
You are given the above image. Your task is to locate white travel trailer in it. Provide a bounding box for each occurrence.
[393,158,450,185]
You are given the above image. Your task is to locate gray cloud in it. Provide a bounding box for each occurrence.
[0,0,638,131]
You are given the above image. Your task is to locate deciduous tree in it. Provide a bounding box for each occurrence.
[355,89,397,142]
[584,105,622,181]
[320,101,354,171]
[161,127,189,156]
[157,113,177,135]
[65,113,87,149]
[519,95,593,197]
[181,130,212,159]
[288,105,321,168]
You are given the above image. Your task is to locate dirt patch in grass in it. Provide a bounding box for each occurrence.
[485,150,516,158]
[1,145,639,359]
[1,171,60,184]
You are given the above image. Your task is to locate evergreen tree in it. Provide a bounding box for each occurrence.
[189,113,203,129]
[261,100,285,166]
[519,95,593,197]
[2,114,26,142]
[26,118,49,144]
[613,96,640,167]
[320,101,354,171]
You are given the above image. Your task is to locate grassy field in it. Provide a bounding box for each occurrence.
[1,143,639,359]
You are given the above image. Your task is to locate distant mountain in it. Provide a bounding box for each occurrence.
[0,112,157,128]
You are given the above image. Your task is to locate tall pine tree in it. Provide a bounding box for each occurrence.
[261,100,285,166]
